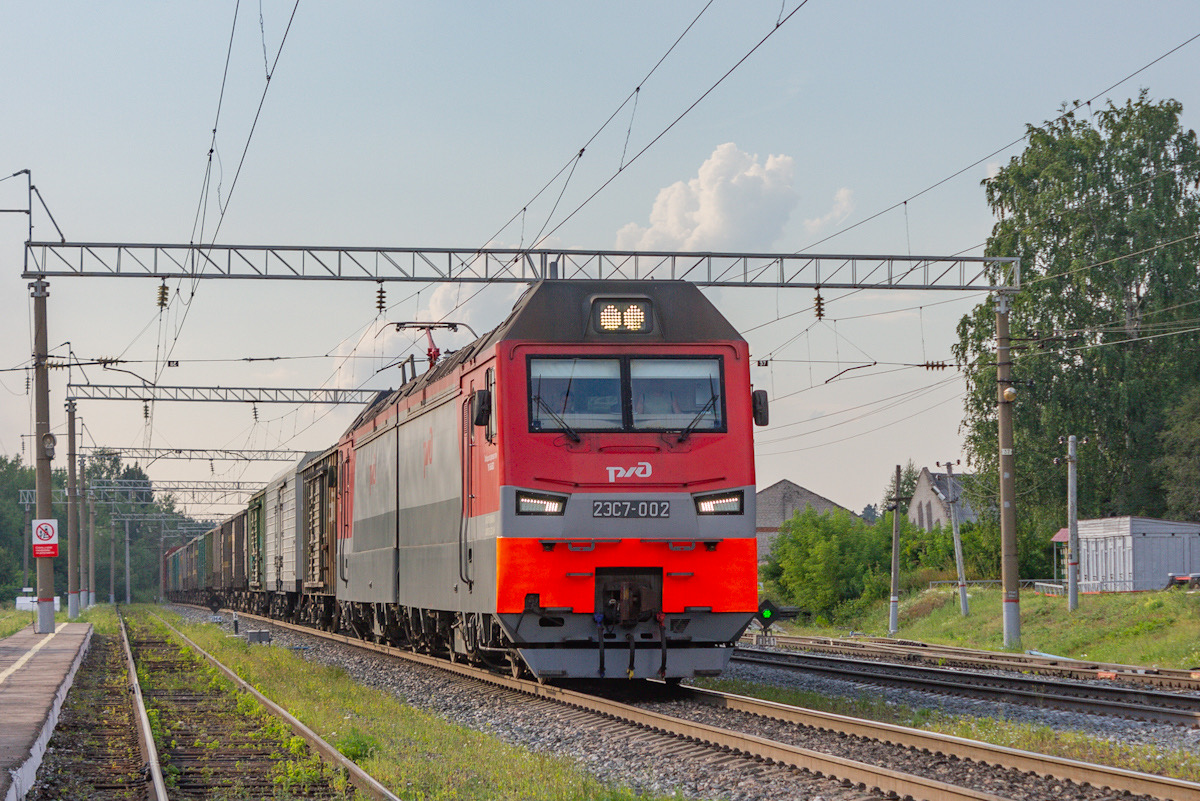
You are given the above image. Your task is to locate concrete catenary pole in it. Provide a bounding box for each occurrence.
[995,293,1021,648]
[125,519,132,605]
[66,399,79,618]
[109,518,116,604]
[31,278,56,633]
[88,492,97,606]
[939,460,969,616]
[78,450,88,610]
[888,464,901,636]
[22,502,32,595]
[1067,435,1080,611]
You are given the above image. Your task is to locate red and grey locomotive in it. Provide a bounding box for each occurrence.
[167,279,767,680]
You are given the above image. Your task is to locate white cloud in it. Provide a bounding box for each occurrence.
[986,162,1001,180]
[616,143,798,252]
[802,187,854,236]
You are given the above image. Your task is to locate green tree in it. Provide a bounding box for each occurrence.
[1157,387,1200,521]
[879,460,920,516]
[955,92,1200,522]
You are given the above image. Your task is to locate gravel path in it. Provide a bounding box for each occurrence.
[169,606,1195,800]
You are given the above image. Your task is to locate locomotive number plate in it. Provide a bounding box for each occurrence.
[592,499,670,518]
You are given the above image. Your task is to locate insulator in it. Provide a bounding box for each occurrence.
[143,401,150,420]
[25,371,30,394]
[252,403,259,422]
[376,283,386,313]
[156,283,169,309]
[814,292,824,320]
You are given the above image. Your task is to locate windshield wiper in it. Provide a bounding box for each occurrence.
[533,394,581,443]
[677,393,717,443]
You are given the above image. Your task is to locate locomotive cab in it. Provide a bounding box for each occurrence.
[473,283,762,679]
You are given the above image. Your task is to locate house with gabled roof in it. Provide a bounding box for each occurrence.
[907,467,978,532]
[755,479,854,562]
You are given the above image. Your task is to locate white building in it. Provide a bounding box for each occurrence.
[1077,517,1200,592]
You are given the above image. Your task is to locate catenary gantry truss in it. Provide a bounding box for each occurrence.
[19,480,264,506]
[83,447,306,462]
[67,384,380,404]
[25,242,1020,291]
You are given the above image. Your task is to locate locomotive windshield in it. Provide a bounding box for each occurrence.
[529,356,724,434]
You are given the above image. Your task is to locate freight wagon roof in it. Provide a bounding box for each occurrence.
[345,280,742,433]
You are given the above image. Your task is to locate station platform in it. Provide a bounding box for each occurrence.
[0,622,93,801]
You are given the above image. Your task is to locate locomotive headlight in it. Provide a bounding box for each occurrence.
[592,299,652,333]
[694,490,743,515]
[516,490,567,515]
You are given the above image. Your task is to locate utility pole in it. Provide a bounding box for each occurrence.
[22,502,32,596]
[159,525,166,603]
[939,460,969,616]
[889,464,902,636]
[31,277,56,633]
[78,452,88,610]
[995,292,1020,648]
[125,519,131,605]
[109,518,116,604]
[1056,435,1083,611]
[88,492,97,606]
[66,399,79,618]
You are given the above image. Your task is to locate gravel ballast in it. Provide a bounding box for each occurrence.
[169,606,1194,801]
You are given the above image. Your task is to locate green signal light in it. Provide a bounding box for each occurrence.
[762,609,772,618]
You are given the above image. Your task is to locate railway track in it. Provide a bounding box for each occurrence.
[27,621,159,801]
[732,646,1200,726]
[759,633,1200,690]
[33,611,399,801]
[217,607,1200,801]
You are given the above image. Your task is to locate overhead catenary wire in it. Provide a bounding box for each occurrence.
[756,389,966,456]
[799,30,1200,253]
[526,1,812,251]
[155,0,302,401]
[345,2,813,411]
[293,0,727,386]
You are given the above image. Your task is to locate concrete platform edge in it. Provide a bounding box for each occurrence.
[3,625,93,801]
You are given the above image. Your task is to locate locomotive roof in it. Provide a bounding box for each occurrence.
[482,279,743,346]
[345,280,742,433]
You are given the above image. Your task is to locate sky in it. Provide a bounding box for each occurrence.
[3,2,1200,519]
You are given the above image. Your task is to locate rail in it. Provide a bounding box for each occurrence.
[116,611,169,801]
[151,612,401,801]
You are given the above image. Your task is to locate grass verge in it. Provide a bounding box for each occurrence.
[788,585,1200,669]
[151,606,676,801]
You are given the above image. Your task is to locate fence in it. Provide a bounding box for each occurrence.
[927,579,1051,590]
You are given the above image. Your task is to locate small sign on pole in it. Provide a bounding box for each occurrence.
[32,519,59,558]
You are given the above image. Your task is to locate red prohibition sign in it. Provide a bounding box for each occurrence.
[35,523,55,542]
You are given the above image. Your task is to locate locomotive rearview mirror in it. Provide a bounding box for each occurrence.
[472,389,492,427]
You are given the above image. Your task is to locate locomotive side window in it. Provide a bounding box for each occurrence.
[529,358,623,431]
[631,358,723,432]
[485,367,496,443]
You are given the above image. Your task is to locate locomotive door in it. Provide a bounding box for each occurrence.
[459,396,475,591]
[462,367,499,595]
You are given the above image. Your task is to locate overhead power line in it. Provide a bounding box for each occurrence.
[800,30,1200,252]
